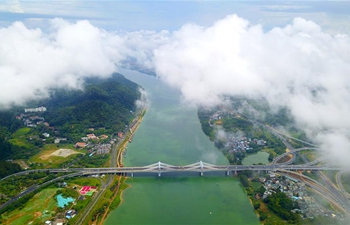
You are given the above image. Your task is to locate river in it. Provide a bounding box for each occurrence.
[105,69,259,225]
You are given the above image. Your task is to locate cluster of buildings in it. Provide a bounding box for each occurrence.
[75,133,113,155]
[16,113,50,128]
[226,137,266,153]
[18,107,114,156]
[208,109,266,155]
[261,173,341,219]
[93,143,111,155]
[17,106,48,127]
[208,109,236,127]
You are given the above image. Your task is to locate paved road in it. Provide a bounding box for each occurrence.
[279,169,350,216]
[336,170,350,202]
[299,154,350,213]
[0,172,83,211]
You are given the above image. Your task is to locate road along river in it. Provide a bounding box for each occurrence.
[105,69,259,225]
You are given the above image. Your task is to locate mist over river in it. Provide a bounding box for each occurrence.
[105,69,259,225]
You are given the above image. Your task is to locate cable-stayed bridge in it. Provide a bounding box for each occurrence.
[1,160,343,181]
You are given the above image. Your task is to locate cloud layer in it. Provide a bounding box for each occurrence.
[0,18,124,107]
[2,15,350,167]
[153,15,350,167]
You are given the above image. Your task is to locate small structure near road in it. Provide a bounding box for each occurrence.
[79,186,97,196]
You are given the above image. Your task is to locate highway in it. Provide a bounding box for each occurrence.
[272,147,318,165]
[2,114,350,219]
[299,153,350,214]
[0,172,83,211]
[1,162,345,182]
[0,160,345,213]
[279,169,350,216]
[336,170,350,202]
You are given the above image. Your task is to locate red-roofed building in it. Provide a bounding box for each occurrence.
[75,142,87,148]
[87,134,98,140]
[100,134,108,139]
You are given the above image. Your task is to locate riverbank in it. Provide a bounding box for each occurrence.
[88,108,146,225]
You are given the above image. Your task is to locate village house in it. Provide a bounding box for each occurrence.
[75,142,87,148]
[87,133,98,140]
[100,134,108,139]
[54,138,67,144]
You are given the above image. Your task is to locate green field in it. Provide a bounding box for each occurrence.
[13,127,31,137]
[9,127,34,149]
[1,188,59,225]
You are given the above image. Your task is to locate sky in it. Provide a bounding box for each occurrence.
[1,0,350,167]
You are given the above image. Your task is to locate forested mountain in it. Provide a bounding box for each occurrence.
[0,73,141,160]
[39,73,140,137]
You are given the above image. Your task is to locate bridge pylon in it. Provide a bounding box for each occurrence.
[200,161,204,176]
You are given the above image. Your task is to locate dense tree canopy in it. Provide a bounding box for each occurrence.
[264,192,300,224]
[0,161,22,178]
[0,73,141,162]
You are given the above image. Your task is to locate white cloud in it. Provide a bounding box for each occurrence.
[0,19,125,107]
[2,14,350,169]
[0,0,23,13]
[118,30,170,70]
[153,14,350,168]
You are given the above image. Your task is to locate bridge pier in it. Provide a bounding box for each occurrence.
[131,173,134,177]
[234,170,237,176]
[226,170,230,176]
[158,172,161,177]
[200,172,203,176]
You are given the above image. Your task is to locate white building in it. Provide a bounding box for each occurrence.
[24,106,47,113]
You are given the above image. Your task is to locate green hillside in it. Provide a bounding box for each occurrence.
[0,73,141,161]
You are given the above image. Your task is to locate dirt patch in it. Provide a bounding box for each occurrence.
[5,213,24,224]
[276,154,292,163]
[14,160,29,169]
[34,211,42,217]
[50,149,80,158]
[39,150,57,160]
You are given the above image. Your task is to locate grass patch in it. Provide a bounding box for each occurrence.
[67,177,102,187]
[1,188,59,225]
[302,171,321,183]
[13,127,31,137]
[8,138,32,148]
[340,172,350,194]
[303,152,318,162]
[323,171,337,185]
[42,143,76,151]
[293,155,306,165]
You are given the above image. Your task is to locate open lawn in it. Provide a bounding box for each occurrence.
[341,172,350,194]
[9,128,34,148]
[8,138,33,148]
[13,127,31,137]
[301,151,318,162]
[42,143,76,151]
[1,188,59,225]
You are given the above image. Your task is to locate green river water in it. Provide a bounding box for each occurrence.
[104,69,260,225]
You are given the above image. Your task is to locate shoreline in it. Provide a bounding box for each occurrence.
[117,108,146,167]
[97,108,145,225]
